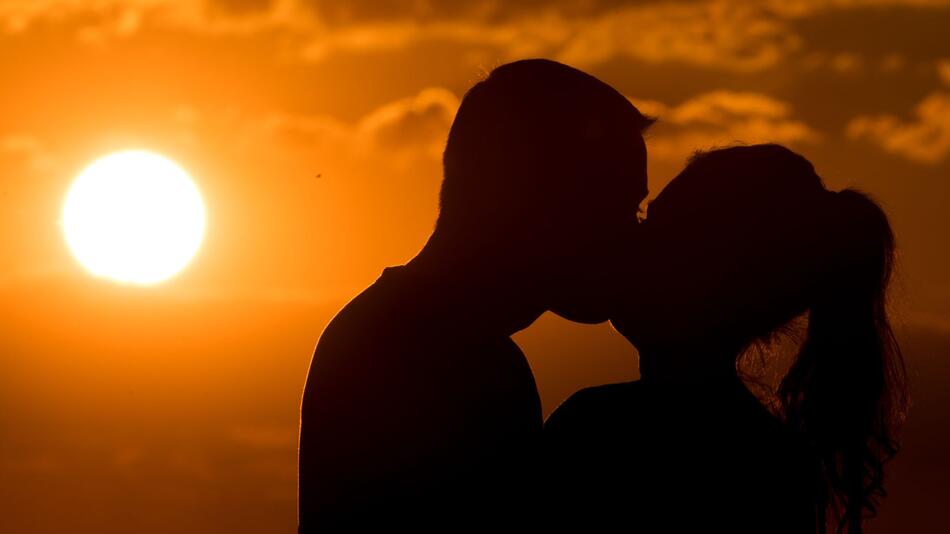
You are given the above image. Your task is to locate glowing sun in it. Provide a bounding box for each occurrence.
[63,150,206,285]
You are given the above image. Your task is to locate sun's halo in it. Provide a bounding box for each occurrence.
[63,150,206,285]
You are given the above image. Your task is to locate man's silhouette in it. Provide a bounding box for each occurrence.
[298,59,653,530]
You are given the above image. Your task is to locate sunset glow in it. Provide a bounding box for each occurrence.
[62,150,205,285]
[1,1,947,532]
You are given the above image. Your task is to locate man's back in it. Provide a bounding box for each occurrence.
[298,267,543,530]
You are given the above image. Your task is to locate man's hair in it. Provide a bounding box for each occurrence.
[437,59,654,232]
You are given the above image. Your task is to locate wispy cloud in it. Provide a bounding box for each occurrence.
[258,85,818,170]
[0,0,305,36]
[847,91,950,164]
[0,133,56,171]
[633,90,820,163]
[260,86,458,165]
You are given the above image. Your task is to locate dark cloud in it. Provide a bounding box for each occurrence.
[790,4,950,60]
[294,0,680,24]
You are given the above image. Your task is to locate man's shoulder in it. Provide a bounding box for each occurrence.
[316,269,423,345]
[306,270,537,399]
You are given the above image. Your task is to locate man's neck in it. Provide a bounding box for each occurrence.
[399,233,546,337]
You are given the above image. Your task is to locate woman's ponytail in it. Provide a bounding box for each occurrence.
[777,189,908,534]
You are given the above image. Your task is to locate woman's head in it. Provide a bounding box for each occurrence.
[613,144,907,533]
[614,144,826,350]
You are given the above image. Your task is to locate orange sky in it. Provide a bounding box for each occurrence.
[1,1,949,533]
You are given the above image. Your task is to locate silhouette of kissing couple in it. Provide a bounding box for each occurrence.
[298,59,907,534]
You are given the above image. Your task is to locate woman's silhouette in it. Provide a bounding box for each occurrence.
[543,144,908,533]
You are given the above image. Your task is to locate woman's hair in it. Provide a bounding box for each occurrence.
[777,187,907,534]
[650,144,907,534]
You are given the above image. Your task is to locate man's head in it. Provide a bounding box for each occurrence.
[436,59,653,323]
